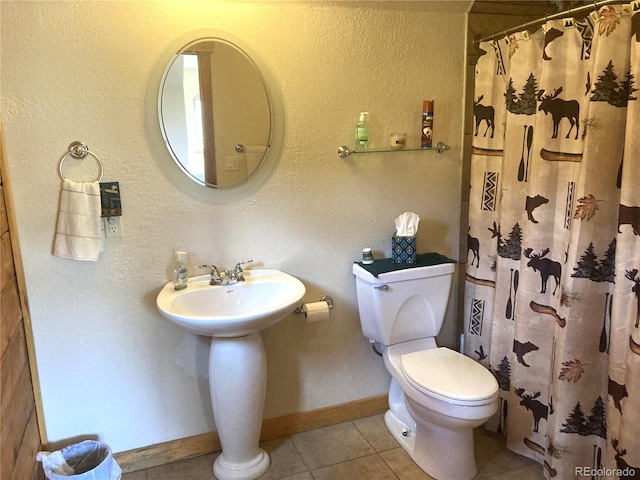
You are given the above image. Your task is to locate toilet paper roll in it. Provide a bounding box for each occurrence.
[304,301,330,323]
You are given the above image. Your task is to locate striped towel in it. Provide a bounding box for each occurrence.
[53,179,103,261]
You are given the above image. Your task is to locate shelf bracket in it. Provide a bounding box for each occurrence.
[337,146,354,158]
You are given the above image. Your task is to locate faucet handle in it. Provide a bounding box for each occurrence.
[234,259,253,273]
[199,264,223,284]
[233,260,253,282]
[199,264,219,273]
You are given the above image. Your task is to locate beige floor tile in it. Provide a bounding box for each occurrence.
[275,473,314,480]
[379,447,434,480]
[483,462,545,479]
[311,454,399,480]
[123,416,546,480]
[258,437,308,480]
[353,414,399,452]
[290,421,375,470]
[122,470,148,480]
[146,453,215,480]
[474,428,537,477]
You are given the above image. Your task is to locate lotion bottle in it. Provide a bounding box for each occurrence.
[355,112,370,151]
[174,251,188,290]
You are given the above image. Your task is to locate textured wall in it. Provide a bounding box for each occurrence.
[1,1,469,453]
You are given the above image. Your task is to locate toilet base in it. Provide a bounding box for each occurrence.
[384,378,481,480]
[385,408,478,480]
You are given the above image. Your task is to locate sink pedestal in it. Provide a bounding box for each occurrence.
[209,333,270,480]
[156,270,306,478]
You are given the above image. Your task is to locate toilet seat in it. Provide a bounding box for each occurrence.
[401,347,498,406]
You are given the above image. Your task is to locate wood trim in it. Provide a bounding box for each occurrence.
[1,124,47,442]
[114,394,388,473]
[0,122,46,479]
[114,431,221,473]
[198,51,217,185]
[260,393,388,442]
[182,40,215,54]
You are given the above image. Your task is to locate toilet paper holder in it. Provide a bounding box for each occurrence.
[294,296,334,316]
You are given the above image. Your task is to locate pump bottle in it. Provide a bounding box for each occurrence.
[174,251,188,290]
[355,112,370,151]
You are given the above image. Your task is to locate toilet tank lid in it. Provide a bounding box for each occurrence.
[353,253,456,283]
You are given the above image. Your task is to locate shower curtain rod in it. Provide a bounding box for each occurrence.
[475,0,626,43]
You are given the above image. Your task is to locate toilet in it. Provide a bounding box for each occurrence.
[353,254,499,480]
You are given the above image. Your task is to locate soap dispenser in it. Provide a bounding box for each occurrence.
[355,112,370,151]
[174,251,188,290]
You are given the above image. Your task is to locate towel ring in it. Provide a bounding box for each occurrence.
[59,141,104,182]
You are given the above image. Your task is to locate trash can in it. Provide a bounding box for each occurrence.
[37,440,122,480]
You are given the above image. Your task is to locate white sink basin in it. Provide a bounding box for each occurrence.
[156,269,306,337]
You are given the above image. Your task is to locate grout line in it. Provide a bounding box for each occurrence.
[351,419,377,453]
[350,419,402,480]
[287,432,313,474]
[376,452,403,480]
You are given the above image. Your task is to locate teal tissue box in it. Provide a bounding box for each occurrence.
[392,236,416,264]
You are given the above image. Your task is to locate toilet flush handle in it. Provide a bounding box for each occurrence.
[375,285,390,291]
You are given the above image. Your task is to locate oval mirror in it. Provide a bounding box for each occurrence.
[155,35,280,188]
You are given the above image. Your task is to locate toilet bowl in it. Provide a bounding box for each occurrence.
[382,339,498,480]
[352,257,499,480]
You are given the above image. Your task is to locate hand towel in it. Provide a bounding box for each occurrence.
[53,179,103,261]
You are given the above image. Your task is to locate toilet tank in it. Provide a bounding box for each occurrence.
[353,254,455,346]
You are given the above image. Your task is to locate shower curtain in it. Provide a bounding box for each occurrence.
[465,5,639,479]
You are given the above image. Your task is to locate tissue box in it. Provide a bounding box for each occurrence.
[392,236,417,264]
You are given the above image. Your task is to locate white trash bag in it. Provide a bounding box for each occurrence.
[37,440,121,480]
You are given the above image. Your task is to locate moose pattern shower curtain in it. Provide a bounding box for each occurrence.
[465,4,640,478]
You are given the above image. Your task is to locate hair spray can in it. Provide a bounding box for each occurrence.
[421,100,434,148]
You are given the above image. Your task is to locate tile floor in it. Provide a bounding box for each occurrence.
[122,414,545,480]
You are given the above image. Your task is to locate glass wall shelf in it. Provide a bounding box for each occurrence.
[337,141,449,158]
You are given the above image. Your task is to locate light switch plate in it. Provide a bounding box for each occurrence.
[225,156,239,171]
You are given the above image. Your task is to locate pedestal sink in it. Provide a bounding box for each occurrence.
[156,269,305,479]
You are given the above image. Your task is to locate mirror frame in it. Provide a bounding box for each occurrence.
[146,29,284,190]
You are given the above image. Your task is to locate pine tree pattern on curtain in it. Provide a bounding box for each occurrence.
[465,5,640,478]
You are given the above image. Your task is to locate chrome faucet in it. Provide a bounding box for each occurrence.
[199,264,223,285]
[199,260,253,285]
[228,259,253,283]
